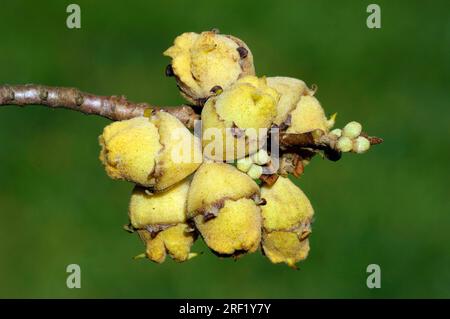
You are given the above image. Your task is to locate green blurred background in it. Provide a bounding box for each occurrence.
[0,0,449,298]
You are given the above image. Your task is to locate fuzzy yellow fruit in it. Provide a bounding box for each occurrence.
[149,111,202,191]
[266,76,312,126]
[99,117,161,187]
[99,112,202,191]
[187,163,260,217]
[262,231,310,267]
[260,176,314,267]
[194,198,261,255]
[201,76,279,161]
[129,180,190,229]
[266,76,330,134]
[129,179,196,263]
[164,31,255,105]
[287,95,329,134]
[138,224,196,264]
[187,163,262,256]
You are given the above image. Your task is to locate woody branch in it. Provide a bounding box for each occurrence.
[0,84,198,129]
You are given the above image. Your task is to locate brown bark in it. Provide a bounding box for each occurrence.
[0,84,199,129]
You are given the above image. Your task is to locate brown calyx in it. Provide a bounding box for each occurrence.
[137,223,176,240]
[195,198,228,222]
[263,217,313,243]
[260,174,279,186]
[194,191,262,222]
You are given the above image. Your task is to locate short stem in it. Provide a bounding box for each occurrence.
[0,84,199,129]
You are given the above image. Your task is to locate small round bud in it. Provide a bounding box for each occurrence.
[330,128,342,138]
[236,157,253,172]
[352,136,371,154]
[336,136,353,152]
[247,164,263,179]
[252,149,270,165]
[342,121,362,139]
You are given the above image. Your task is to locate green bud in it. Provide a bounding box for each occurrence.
[247,164,263,179]
[352,136,371,154]
[342,121,362,139]
[330,128,342,138]
[236,157,253,172]
[337,136,353,152]
[252,149,270,165]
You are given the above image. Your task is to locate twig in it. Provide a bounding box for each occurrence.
[279,131,383,157]
[0,84,199,129]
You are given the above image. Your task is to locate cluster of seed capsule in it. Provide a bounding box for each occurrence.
[98,30,375,268]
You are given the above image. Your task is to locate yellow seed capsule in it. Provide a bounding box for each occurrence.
[342,121,362,139]
[187,163,261,256]
[262,231,310,268]
[336,136,353,152]
[201,76,279,161]
[266,76,312,126]
[138,224,196,264]
[260,177,314,267]
[149,111,203,191]
[188,163,260,217]
[129,180,190,229]
[194,198,261,256]
[352,136,371,154]
[287,95,329,134]
[99,111,202,191]
[99,117,162,187]
[266,77,329,134]
[129,179,197,263]
[164,31,255,105]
